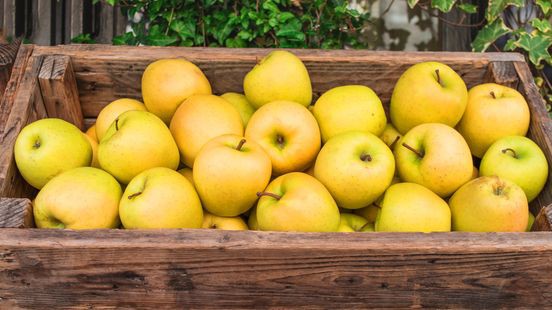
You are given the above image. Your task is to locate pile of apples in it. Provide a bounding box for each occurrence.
[14,50,548,233]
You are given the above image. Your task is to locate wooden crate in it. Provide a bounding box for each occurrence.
[0,44,551,308]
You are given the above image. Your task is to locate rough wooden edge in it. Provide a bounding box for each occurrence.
[0,198,33,228]
[484,61,519,89]
[0,38,21,100]
[0,54,47,199]
[38,55,84,129]
[33,44,526,62]
[533,204,552,231]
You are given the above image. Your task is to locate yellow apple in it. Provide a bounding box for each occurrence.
[33,167,122,229]
[248,206,259,230]
[244,50,312,108]
[95,98,146,141]
[390,62,468,134]
[85,124,98,142]
[142,58,212,123]
[177,167,195,188]
[312,85,387,142]
[527,212,535,232]
[379,123,402,151]
[170,94,243,167]
[245,100,320,176]
[119,167,203,229]
[449,176,528,232]
[394,123,472,197]
[83,133,100,168]
[353,204,380,223]
[98,110,180,184]
[193,135,272,216]
[221,92,256,126]
[314,131,395,209]
[337,213,373,232]
[375,183,451,232]
[14,118,92,189]
[471,166,479,180]
[457,83,530,158]
[202,212,249,230]
[480,135,548,202]
[256,172,340,232]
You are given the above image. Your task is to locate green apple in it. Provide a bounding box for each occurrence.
[312,85,387,142]
[193,134,272,217]
[480,136,548,202]
[14,118,92,189]
[119,167,203,229]
[449,176,528,232]
[457,83,530,158]
[202,212,249,230]
[379,123,402,151]
[390,61,468,134]
[95,98,146,141]
[141,58,212,124]
[33,167,121,229]
[245,100,321,176]
[256,172,340,232]
[248,206,259,230]
[170,94,244,167]
[314,131,395,209]
[394,123,472,197]
[527,212,535,232]
[221,92,256,126]
[337,213,374,232]
[98,110,180,184]
[244,50,312,108]
[375,183,451,232]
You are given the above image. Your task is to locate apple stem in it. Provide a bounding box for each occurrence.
[115,118,119,131]
[490,91,496,99]
[236,139,246,151]
[360,153,372,162]
[390,135,400,149]
[256,191,282,200]
[501,148,517,159]
[435,69,442,86]
[127,191,143,200]
[402,142,424,158]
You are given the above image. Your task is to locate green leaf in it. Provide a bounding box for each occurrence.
[147,33,179,46]
[471,19,512,52]
[512,32,552,65]
[486,0,524,22]
[458,3,478,14]
[407,0,419,9]
[504,38,517,51]
[531,19,552,34]
[170,20,196,39]
[536,0,551,15]
[430,0,456,13]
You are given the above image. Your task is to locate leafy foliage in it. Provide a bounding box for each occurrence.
[96,0,369,49]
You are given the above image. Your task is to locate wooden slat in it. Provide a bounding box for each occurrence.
[484,61,519,89]
[534,205,552,231]
[1,0,15,40]
[95,4,114,44]
[67,0,84,42]
[83,117,95,130]
[31,45,525,117]
[0,54,47,199]
[30,0,53,46]
[513,61,552,218]
[0,198,33,228]
[38,55,84,129]
[0,229,550,308]
[0,38,20,100]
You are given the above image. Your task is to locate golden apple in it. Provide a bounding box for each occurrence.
[95,98,146,141]
[85,124,98,142]
[221,92,256,126]
[379,123,402,151]
[202,212,249,230]
[177,167,195,188]
[83,133,100,168]
[337,213,374,232]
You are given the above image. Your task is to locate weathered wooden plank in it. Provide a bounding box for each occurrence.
[513,61,552,218]
[95,4,114,44]
[484,61,519,89]
[67,0,84,42]
[439,7,472,51]
[32,45,523,117]
[534,205,552,231]
[0,198,33,228]
[0,229,550,308]
[0,38,20,100]
[38,55,84,129]
[30,0,53,46]
[0,55,47,199]
[83,117,95,130]
[1,0,15,40]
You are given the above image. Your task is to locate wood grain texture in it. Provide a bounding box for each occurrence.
[513,61,552,217]
[484,61,519,89]
[534,205,552,231]
[30,0,53,46]
[38,55,84,129]
[0,229,550,308]
[1,0,15,40]
[0,55,46,199]
[0,198,33,228]
[31,45,525,117]
[0,39,20,100]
